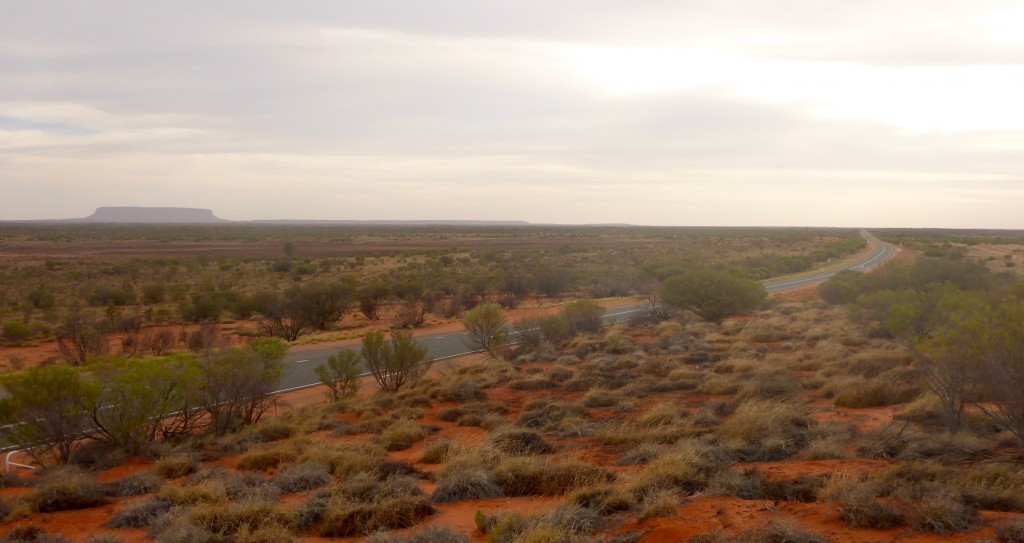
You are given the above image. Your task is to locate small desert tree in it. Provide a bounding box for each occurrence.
[201,338,287,434]
[973,300,1024,444]
[462,302,508,357]
[562,298,606,334]
[361,329,431,393]
[660,268,766,323]
[56,311,109,366]
[0,365,96,464]
[316,349,362,402]
[292,279,357,330]
[81,353,203,454]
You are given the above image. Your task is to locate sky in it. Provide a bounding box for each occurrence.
[1,1,1023,227]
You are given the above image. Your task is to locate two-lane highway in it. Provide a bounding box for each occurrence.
[275,231,898,393]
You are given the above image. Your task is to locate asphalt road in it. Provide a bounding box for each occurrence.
[276,231,898,392]
[0,232,899,456]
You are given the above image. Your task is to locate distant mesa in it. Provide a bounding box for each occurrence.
[55,207,531,226]
[73,207,227,224]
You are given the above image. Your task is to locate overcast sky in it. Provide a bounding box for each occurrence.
[2,1,1023,227]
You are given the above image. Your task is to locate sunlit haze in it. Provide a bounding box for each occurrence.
[1,1,1023,227]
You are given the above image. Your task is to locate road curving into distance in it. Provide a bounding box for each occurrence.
[0,231,898,455]
[275,230,898,392]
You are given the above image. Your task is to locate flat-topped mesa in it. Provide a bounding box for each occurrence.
[78,207,227,224]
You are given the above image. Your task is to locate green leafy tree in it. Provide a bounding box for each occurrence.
[462,302,508,357]
[201,338,287,434]
[972,300,1024,444]
[56,311,109,366]
[660,269,766,323]
[291,279,357,330]
[561,298,606,334]
[358,282,391,320]
[315,349,362,402]
[818,270,864,305]
[361,329,430,393]
[0,365,97,464]
[81,354,203,454]
[2,321,32,344]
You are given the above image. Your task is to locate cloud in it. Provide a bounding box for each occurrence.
[0,1,1022,226]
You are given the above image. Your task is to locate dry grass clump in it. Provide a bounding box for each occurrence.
[820,477,906,530]
[237,446,298,471]
[719,399,812,461]
[476,504,605,543]
[734,370,801,402]
[274,461,332,492]
[441,379,488,403]
[697,373,743,395]
[566,482,636,515]
[517,399,587,429]
[106,496,173,528]
[154,454,198,479]
[656,320,684,341]
[420,439,454,464]
[103,471,164,497]
[996,520,1024,543]
[489,427,554,455]
[637,402,686,428]
[689,520,827,543]
[4,525,72,543]
[492,457,615,497]
[823,376,920,408]
[630,440,729,497]
[431,466,504,503]
[617,442,670,465]
[300,442,388,478]
[181,501,294,540]
[597,420,690,446]
[911,491,980,534]
[245,420,300,444]
[508,375,559,390]
[437,401,508,428]
[298,472,435,537]
[366,525,471,543]
[375,420,434,451]
[24,467,108,513]
[581,388,623,408]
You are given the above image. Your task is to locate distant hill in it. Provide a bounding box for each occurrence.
[48,207,530,226]
[69,207,228,224]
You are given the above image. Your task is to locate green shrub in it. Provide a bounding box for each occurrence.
[2,321,32,344]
